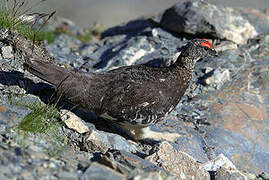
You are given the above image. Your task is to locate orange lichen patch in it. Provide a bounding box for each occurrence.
[235,103,267,121]
[209,86,242,104]
[0,106,6,113]
[217,102,267,144]
[222,103,267,127]
[221,104,247,134]
[231,153,257,170]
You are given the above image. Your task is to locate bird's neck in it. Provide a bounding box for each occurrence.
[172,56,197,73]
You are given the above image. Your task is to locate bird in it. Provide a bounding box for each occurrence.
[23,39,217,141]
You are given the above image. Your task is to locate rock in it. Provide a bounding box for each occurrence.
[133,171,174,180]
[61,109,90,134]
[57,170,78,180]
[83,130,110,153]
[215,41,238,52]
[100,150,163,175]
[204,68,230,89]
[204,67,214,74]
[0,102,32,125]
[235,8,269,34]
[101,18,155,38]
[83,162,125,180]
[246,33,269,61]
[202,63,269,173]
[214,167,256,180]
[1,46,13,59]
[83,130,137,153]
[146,141,210,180]
[203,154,237,171]
[153,0,257,44]
[46,34,83,68]
[151,115,211,163]
[257,172,269,180]
[88,26,184,71]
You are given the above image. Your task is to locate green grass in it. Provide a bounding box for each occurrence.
[6,95,60,133]
[18,102,68,158]
[0,0,55,43]
[0,0,104,44]
[8,95,67,158]
[54,23,104,43]
[18,102,59,133]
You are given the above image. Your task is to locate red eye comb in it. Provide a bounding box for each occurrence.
[201,39,212,48]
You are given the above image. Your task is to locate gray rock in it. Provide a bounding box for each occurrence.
[102,150,162,175]
[83,129,137,153]
[133,171,175,180]
[146,141,210,180]
[57,170,78,180]
[153,0,257,44]
[257,172,269,180]
[235,8,269,34]
[203,154,237,172]
[101,18,154,38]
[83,162,125,180]
[88,26,184,71]
[215,41,238,52]
[61,109,91,134]
[204,68,230,89]
[246,33,269,61]
[152,115,210,163]
[197,33,269,175]
[46,34,83,68]
[1,46,14,59]
[0,102,32,125]
[215,167,256,180]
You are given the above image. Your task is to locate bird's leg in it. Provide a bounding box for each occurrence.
[119,124,181,142]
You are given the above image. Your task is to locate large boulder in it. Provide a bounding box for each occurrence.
[152,0,258,44]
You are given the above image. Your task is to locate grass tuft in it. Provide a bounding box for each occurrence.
[0,0,55,43]
[8,95,67,158]
[18,102,59,133]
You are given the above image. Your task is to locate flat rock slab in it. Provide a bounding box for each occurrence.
[147,141,210,180]
[200,35,269,174]
[203,66,269,174]
[83,162,125,180]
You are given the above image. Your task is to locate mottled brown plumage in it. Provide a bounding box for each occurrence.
[24,39,217,141]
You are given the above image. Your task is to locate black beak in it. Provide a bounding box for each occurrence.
[210,48,218,57]
[207,48,218,57]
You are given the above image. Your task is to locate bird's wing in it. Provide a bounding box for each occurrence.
[100,76,167,125]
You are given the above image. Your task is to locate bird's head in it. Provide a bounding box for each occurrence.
[176,39,217,70]
[181,39,217,59]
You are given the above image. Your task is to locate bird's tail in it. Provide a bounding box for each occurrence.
[23,59,70,86]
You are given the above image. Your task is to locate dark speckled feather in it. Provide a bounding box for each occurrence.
[24,39,217,127]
